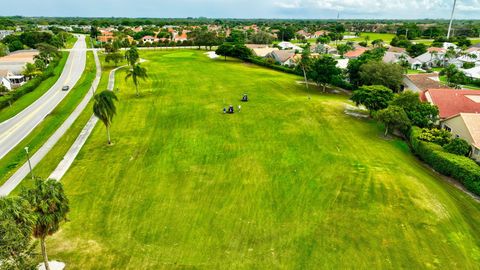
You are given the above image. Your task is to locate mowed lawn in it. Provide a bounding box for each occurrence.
[47,50,480,269]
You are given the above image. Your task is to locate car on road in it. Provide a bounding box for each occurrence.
[62,86,70,91]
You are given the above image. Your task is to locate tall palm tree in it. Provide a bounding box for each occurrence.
[125,64,148,97]
[125,46,139,67]
[21,179,69,270]
[93,90,118,145]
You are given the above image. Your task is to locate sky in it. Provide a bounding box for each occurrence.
[3,0,480,19]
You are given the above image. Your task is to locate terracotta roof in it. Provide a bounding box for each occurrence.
[344,47,368,58]
[388,46,406,53]
[422,89,480,119]
[427,47,446,53]
[406,73,451,91]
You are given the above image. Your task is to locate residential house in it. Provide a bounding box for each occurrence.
[420,89,480,119]
[388,46,406,53]
[252,47,278,57]
[383,51,421,69]
[142,36,157,43]
[311,31,329,38]
[0,69,25,90]
[0,30,14,40]
[266,50,296,66]
[97,31,114,43]
[462,66,480,80]
[344,47,368,59]
[404,73,451,93]
[415,51,445,68]
[277,42,303,52]
[296,30,311,39]
[441,113,480,162]
[173,31,188,42]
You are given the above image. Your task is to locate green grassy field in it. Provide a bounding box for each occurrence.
[347,32,396,43]
[0,51,96,184]
[0,52,69,123]
[33,50,480,269]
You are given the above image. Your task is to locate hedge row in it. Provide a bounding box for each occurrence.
[410,127,480,195]
[245,56,301,75]
[0,55,63,110]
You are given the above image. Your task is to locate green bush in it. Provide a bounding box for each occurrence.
[0,55,61,110]
[443,138,471,156]
[410,127,480,195]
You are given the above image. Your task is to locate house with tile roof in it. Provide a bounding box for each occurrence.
[266,50,296,66]
[344,47,368,59]
[403,73,451,93]
[441,113,480,161]
[420,89,480,119]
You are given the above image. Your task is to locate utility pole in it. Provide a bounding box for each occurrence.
[24,147,34,180]
[447,0,457,39]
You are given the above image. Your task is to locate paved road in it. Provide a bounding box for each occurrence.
[0,48,101,196]
[49,65,125,181]
[0,35,87,159]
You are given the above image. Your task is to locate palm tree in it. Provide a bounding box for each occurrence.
[125,46,139,67]
[21,179,69,270]
[125,64,148,97]
[93,90,118,145]
[22,63,41,80]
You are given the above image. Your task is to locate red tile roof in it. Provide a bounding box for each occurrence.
[421,89,480,119]
[427,47,446,53]
[344,47,368,58]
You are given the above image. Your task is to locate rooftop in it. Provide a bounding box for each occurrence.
[421,89,480,119]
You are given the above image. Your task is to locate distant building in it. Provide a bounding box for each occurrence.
[404,73,451,93]
[0,30,14,40]
[266,50,296,66]
[344,47,368,59]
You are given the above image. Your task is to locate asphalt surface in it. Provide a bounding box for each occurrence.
[0,47,101,196]
[0,35,87,159]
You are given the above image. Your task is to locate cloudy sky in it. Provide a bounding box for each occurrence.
[3,0,480,19]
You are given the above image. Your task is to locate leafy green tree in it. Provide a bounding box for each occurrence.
[347,48,386,88]
[278,27,295,41]
[125,63,148,97]
[225,30,246,44]
[0,197,36,270]
[443,138,471,156]
[8,40,23,52]
[316,36,330,44]
[105,52,124,67]
[350,85,394,114]
[21,179,69,270]
[125,46,139,67]
[359,61,404,92]
[308,55,341,92]
[249,31,274,44]
[215,43,233,61]
[337,43,353,58]
[0,43,9,57]
[22,63,41,79]
[376,105,411,136]
[90,26,100,39]
[371,39,384,47]
[93,90,118,144]
[407,43,427,58]
[390,91,439,128]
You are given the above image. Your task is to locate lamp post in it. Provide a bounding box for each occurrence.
[24,146,34,180]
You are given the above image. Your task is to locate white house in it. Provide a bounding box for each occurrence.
[415,52,445,67]
[142,36,157,43]
[0,30,14,40]
[277,41,303,52]
[383,52,422,69]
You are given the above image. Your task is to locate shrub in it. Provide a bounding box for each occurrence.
[410,127,480,195]
[418,128,451,146]
[443,138,471,156]
[462,62,475,69]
